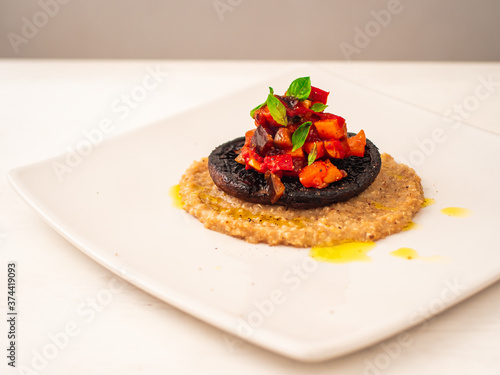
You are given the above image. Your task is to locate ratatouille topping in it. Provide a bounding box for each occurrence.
[235,77,367,203]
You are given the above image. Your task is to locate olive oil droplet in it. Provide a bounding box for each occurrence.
[440,207,471,217]
[390,247,443,261]
[402,221,420,231]
[422,198,435,208]
[170,184,183,209]
[311,242,376,263]
[391,247,419,260]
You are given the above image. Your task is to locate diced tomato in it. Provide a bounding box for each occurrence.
[286,147,304,158]
[347,130,366,157]
[314,118,347,140]
[339,136,350,157]
[299,160,345,189]
[287,106,312,123]
[264,154,294,174]
[244,129,256,147]
[289,157,305,176]
[248,158,266,173]
[316,112,346,126]
[305,124,321,142]
[308,86,330,104]
[240,147,267,173]
[324,139,347,159]
[299,160,328,188]
[254,106,279,129]
[323,160,345,184]
[286,123,300,134]
[303,141,325,159]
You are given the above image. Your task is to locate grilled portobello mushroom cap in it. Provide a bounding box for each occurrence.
[208,133,381,209]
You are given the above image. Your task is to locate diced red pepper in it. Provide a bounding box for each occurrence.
[340,136,350,157]
[240,147,267,173]
[347,130,366,157]
[287,105,312,122]
[308,86,330,104]
[264,154,294,174]
[254,106,280,130]
[284,156,305,176]
[316,112,346,126]
[324,139,347,159]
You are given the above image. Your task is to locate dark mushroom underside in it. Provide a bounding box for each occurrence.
[208,134,382,209]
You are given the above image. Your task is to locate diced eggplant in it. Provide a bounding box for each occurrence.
[251,125,274,155]
[273,127,293,149]
[276,95,299,109]
[266,172,285,204]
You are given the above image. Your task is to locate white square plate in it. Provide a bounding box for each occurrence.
[8,66,500,362]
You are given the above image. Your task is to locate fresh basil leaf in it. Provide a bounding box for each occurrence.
[250,102,265,118]
[292,121,312,151]
[250,87,275,118]
[307,142,317,166]
[287,77,311,100]
[266,94,288,126]
[311,103,328,112]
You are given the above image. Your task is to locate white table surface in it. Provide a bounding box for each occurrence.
[1,60,500,374]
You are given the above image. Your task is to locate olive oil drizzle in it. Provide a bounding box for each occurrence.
[440,207,471,217]
[402,221,420,231]
[170,184,183,209]
[196,186,308,228]
[311,242,376,263]
[390,247,443,261]
[422,198,435,207]
[391,247,419,260]
[371,202,399,211]
[181,182,466,264]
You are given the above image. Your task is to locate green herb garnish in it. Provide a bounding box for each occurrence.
[311,102,328,112]
[287,77,311,100]
[250,88,275,119]
[292,121,312,151]
[250,103,265,118]
[307,143,318,165]
[266,93,288,126]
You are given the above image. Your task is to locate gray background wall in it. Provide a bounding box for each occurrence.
[1,0,499,60]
